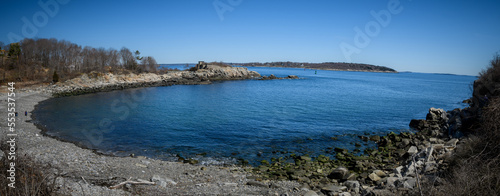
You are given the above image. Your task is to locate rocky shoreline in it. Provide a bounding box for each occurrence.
[0,65,470,195]
[245,107,466,196]
[47,65,261,97]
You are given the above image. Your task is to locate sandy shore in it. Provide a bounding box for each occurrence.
[0,85,306,196]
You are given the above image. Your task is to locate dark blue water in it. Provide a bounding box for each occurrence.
[33,67,476,165]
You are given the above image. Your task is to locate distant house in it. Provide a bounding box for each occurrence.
[196,61,208,69]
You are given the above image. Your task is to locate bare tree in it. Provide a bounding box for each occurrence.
[108,48,120,68]
[139,56,158,73]
[1,38,161,83]
[120,47,136,70]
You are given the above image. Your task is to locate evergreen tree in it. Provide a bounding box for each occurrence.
[52,70,59,83]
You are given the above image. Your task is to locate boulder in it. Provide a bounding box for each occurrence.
[424,161,437,172]
[304,190,319,196]
[321,184,347,195]
[409,119,427,130]
[368,173,381,182]
[334,147,348,154]
[344,180,360,193]
[386,177,399,188]
[339,192,352,196]
[427,107,447,122]
[393,166,404,178]
[344,173,357,181]
[407,146,418,155]
[369,135,380,142]
[445,138,459,147]
[299,155,312,161]
[328,167,349,180]
[402,138,411,146]
[395,177,417,189]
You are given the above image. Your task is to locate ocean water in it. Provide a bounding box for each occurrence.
[33,67,476,165]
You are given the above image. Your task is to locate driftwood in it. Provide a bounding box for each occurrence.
[110,177,155,189]
[81,176,89,184]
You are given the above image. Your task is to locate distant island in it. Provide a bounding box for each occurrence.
[228,62,397,73]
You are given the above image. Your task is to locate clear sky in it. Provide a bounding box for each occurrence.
[1,0,500,75]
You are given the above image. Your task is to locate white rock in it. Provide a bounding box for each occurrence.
[224,182,238,186]
[386,177,399,188]
[408,146,418,155]
[303,190,319,196]
[135,163,147,168]
[393,166,404,178]
[373,170,386,177]
[151,174,177,188]
[368,173,381,182]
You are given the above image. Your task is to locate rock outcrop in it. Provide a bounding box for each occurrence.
[259,74,299,80]
[47,65,261,97]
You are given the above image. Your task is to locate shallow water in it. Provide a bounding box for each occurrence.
[33,67,476,165]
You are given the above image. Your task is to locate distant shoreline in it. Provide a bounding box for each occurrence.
[230,62,397,73]
[242,65,398,73]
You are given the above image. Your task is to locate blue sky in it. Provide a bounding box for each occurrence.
[1,0,500,75]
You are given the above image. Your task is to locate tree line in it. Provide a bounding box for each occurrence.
[237,61,396,72]
[0,38,158,83]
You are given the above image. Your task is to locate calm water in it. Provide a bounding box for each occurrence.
[33,67,476,165]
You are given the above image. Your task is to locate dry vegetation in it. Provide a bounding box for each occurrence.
[0,143,59,196]
[422,54,500,195]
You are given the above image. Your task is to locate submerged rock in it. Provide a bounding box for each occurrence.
[259,74,300,80]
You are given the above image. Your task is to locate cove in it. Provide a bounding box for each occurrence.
[33,67,476,165]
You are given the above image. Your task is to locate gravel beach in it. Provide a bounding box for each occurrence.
[0,86,306,196]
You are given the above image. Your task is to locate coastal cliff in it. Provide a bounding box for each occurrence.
[47,65,260,97]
